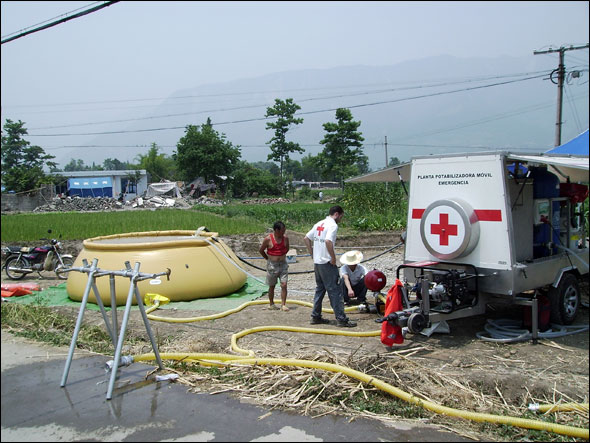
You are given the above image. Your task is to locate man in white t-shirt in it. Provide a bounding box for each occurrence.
[339,250,368,307]
[304,205,357,328]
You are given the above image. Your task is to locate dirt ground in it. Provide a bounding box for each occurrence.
[2,232,589,440]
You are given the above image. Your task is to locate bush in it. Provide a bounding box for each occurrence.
[341,182,407,231]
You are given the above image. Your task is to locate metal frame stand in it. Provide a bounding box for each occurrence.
[60,259,171,399]
[513,296,539,344]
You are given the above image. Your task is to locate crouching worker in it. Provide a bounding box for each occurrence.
[259,221,290,311]
[339,250,368,307]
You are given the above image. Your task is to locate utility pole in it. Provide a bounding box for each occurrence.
[384,135,388,168]
[534,44,589,147]
[384,135,388,191]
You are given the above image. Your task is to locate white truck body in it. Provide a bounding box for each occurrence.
[348,151,589,331]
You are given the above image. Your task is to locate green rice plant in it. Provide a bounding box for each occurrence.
[194,202,334,232]
[341,182,408,231]
[1,209,266,241]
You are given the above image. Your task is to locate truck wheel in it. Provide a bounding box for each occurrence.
[548,273,580,325]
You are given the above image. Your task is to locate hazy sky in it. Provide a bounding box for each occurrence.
[1,1,589,168]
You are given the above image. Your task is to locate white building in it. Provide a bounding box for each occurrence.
[51,170,148,200]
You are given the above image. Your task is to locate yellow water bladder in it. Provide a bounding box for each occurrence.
[66,230,247,306]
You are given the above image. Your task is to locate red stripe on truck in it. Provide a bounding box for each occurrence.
[474,210,502,221]
[411,209,502,221]
[412,209,425,219]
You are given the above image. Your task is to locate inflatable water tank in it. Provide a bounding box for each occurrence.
[66,230,247,306]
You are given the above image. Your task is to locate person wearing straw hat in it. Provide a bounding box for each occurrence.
[339,250,368,308]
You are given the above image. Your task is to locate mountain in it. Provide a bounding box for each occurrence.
[55,54,589,171]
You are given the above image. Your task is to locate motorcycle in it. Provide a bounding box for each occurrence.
[1,245,22,271]
[4,231,75,280]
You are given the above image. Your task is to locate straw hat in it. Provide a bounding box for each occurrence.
[340,250,363,266]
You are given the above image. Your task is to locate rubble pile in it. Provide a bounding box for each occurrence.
[33,196,124,212]
[193,196,225,206]
[32,195,199,213]
[240,197,291,204]
[23,195,281,213]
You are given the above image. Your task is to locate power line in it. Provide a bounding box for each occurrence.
[3,70,551,110]
[534,43,590,146]
[27,74,549,137]
[28,70,552,130]
[40,92,587,153]
[564,86,583,132]
[1,1,119,44]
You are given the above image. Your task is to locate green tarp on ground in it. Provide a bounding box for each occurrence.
[5,277,267,312]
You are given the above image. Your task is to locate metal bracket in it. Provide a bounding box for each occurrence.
[60,259,171,399]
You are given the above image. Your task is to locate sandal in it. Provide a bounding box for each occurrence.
[281,305,290,312]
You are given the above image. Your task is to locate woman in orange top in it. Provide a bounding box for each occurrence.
[259,221,290,311]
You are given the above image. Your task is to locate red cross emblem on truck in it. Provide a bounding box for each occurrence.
[430,213,458,246]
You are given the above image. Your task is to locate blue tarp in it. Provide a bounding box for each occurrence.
[68,177,113,197]
[545,129,589,155]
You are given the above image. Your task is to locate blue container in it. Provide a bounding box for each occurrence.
[530,167,560,257]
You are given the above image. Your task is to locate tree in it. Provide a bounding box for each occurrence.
[265,98,304,190]
[250,161,280,176]
[123,169,142,194]
[135,143,176,181]
[300,154,322,182]
[103,158,132,170]
[284,158,303,180]
[1,119,56,193]
[62,159,105,171]
[230,160,281,197]
[389,157,401,167]
[64,159,90,171]
[175,118,241,185]
[319,108,367,186]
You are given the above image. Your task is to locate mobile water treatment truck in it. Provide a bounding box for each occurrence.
[348,151,589,339]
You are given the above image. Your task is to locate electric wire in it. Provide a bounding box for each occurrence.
[8,69,553,112]
[26,74,549,137]
[1,1,119,44]
[1,2,105,40]
[237,242,403,275]
[564,85,584,132]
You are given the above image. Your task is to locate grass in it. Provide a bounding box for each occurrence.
[1,303,114,353]
[1,303,585,442]
[1,183,411,242]
[0,209,267,241]
[193,202,334,232]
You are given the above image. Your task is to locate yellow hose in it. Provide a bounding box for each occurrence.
[534,403,589,414]
[137,297,588,439]
[144,298,358,323]
[133,352,588,439]
[231,325,380,356]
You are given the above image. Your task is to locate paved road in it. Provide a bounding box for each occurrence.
[1,330,472,442]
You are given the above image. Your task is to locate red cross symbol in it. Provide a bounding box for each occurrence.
[316,223,325,237]
[430,213,458,246]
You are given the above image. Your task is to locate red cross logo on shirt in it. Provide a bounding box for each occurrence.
[430,213,458,246]
[316,223,325,237]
